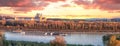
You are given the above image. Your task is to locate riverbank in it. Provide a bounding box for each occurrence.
[0,27,120,32]
[4,32,105,46]
[2,30,120,36]
[2,31,120,46]
[3,40,94,46]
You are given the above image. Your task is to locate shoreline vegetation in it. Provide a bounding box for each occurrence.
[3,40,94,46]
[0,19,120,32]
[0,31,94,46]
[2,33,94,46]
[103,34,120,46]
[0,31,120,46]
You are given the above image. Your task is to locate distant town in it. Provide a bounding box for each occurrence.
[0,13,120,32]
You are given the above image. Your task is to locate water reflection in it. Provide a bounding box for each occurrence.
[5,32,104,46]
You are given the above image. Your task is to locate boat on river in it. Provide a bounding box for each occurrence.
[44,32,67,36]
[12,29,25,35]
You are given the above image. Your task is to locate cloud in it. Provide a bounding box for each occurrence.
[0,0,66,13]
[73,0,120,11]
[11,7,41,13]
[0,0,32,7]
[0,0,50,13]
[95,0,120,10]
[0,0,120,13]
[44,0,65,2]
[0,0,65,7]
[96,0,120,4]
[61,4,71,7]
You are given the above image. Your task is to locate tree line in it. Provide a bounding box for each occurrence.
[0,20,120,32]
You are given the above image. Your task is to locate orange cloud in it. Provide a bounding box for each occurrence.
[45,0,65,2]
[0,0,119,19]
[0,0,119,13]
[72,0,120,13]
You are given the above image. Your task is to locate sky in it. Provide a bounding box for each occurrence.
[0,0,120,19]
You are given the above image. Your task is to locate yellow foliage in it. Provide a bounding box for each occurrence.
[108,35,120,46]
[50,36,66,46]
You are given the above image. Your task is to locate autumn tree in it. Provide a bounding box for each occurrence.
[50,36,66,46]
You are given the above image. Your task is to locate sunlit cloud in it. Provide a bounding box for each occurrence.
[0,0,120,19]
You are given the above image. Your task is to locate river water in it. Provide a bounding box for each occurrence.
[5,32,105,46]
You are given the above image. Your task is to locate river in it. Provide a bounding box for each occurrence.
[4,32,105,46]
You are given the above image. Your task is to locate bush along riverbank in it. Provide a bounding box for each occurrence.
[103,34,120,46]
[3,40,94,46]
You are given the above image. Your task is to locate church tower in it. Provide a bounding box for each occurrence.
[15,17,18,20]
[35,13,47,22]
